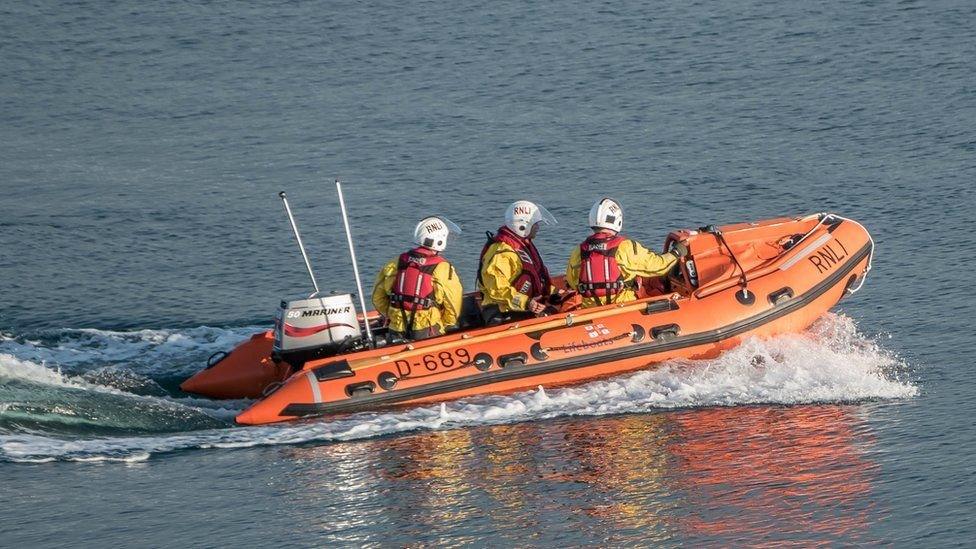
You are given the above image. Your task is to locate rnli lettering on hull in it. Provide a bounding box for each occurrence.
[808,240,848,274]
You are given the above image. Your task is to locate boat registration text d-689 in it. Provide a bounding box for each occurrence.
[394,349,472,377]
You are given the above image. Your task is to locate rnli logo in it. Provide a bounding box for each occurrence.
[408,256,428,265]
[560,323,616,354]
[423,220,444,234]
[514,205,533,215]
[808,240,849,274]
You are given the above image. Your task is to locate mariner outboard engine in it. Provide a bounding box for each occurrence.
[270,188,378,370]
[273,293,364,369]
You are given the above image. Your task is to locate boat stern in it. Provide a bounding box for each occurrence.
[180,330,289,399]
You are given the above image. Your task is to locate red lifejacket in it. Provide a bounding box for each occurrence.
[477,226,552,300]
[578,232,631,302]
[390,247,446,312]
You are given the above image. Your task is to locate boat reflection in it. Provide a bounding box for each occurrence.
[280,404,879,544]
[668,405,879,545]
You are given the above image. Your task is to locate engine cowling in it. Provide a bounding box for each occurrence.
[273,293,363,368]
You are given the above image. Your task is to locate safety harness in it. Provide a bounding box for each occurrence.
[390,247,446,334]
[578,233,635,305]
[477,226,552,302]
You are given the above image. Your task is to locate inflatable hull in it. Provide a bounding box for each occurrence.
[182,213,873,426]
[179,331,284,399]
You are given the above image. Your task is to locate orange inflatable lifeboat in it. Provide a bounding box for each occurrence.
[181,213,873,425]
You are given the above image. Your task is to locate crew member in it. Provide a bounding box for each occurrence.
[372,216,463,340]
[477,200,558,324]
[566,198,688,308]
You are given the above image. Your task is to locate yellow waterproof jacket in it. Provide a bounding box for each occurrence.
[565,236,678,308]
[479,240,554,313]
[372,255,463,335]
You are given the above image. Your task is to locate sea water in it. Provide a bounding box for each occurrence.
[1,0,973,545]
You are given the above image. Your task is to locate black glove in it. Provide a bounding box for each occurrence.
[671,241,689,258]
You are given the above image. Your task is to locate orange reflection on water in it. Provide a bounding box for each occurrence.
[282,403,880,545]
[378,429,480,531]
[669,405,879,545]
[540,414,678,538]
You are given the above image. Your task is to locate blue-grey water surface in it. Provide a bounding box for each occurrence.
[1,0,974,546]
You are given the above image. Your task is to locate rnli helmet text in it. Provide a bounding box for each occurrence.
[423,220,444,234]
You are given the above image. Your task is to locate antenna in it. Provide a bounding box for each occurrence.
[335,180,374,345]
[278,191,320,298]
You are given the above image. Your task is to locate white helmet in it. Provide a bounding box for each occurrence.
[504,200,557,238]
[413,216,461,252]
[588,197,623,232]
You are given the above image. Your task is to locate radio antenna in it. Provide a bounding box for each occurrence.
[335,179,374,346]
[278,191,320,298]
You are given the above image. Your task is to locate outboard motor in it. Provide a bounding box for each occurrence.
[273,293,363,369]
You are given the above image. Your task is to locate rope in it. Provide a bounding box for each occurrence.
[542,332,632,352]
[827,214,875,293]
[709,227,750,294]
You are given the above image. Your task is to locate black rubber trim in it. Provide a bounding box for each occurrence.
[206,351,229,370]
[735,289,756,305]
[472,353,493,371]
[345,381,375,397]
[282,242,871,418]
[312,360,355,382]
[651,324,680,340]
[530,342,548,361]
[768,287,794,305]
[499,352,528,368]
[377,372,398,391]
[642,300,678,315]
[826,218,844,233]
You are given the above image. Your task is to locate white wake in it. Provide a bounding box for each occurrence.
[0,313,916,463]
